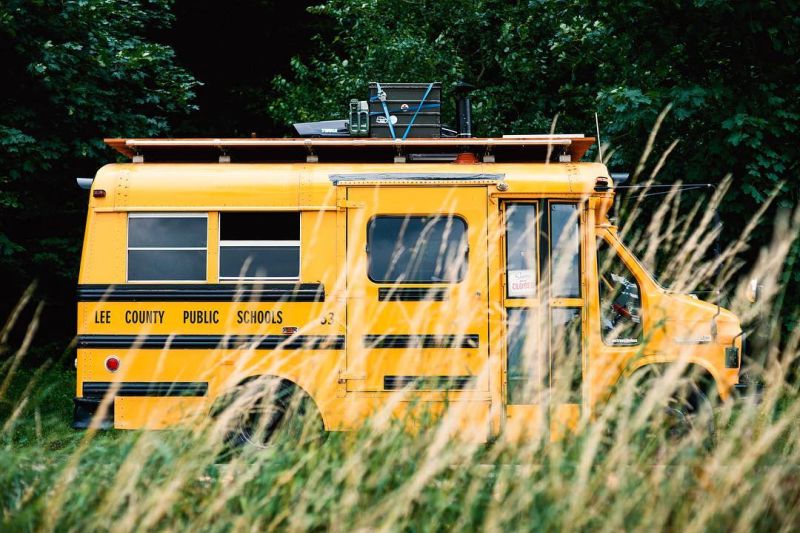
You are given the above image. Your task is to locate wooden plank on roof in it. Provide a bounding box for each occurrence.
[105,138,136,158]
[104,136,596,162]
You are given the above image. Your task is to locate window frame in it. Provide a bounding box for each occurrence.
[366,214,469,284]
[126,212,208,283]
[597,236,644,347]
[548,202,582,299]
[504,202,539,300]
[217,211,301,283]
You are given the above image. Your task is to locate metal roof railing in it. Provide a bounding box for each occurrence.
[104,136,596,164]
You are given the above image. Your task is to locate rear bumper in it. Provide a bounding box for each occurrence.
[72,397,114,430]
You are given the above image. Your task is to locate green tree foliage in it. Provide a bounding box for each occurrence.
[0,0,197,284]
[270,0,799,206]
[270,0,800,325]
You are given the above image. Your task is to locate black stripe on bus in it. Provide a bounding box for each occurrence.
[77,283,325,302]
[383,376,474,390]
[363,334,479,349]
[377,288,449,301]
[78,334,345,350]
[82,381,208,398]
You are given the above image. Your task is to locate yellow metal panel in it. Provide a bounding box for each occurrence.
[300,210,338,289]
[88,162,611,214]
[207,212,219,282]
[78,211,126,283]
[344,185,490,393]
[115,397,205,429]
[99,164,302,210]
[504,404,546,442]
[486,192,505,436]
[550,403,580,441]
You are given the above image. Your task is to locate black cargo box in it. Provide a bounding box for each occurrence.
[368,82,442,138]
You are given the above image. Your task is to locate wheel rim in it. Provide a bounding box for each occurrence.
[237,402,288,449]
[632,379,715,448]
[227,384,319,449]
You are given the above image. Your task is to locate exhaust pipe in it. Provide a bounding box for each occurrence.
[454,81,475,138]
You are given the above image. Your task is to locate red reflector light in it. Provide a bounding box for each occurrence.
[93,189,106,198]
[105,356,120,372]
[282,327,298,335]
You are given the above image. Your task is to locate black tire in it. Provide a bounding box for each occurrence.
[221,377,325,451]
[631,369,716,451]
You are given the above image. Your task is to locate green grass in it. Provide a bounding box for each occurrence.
[1,366,799,531]
[3,169,800,531]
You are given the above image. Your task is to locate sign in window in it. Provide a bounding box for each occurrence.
[505,203,538,298]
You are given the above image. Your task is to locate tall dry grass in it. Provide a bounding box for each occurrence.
[1,141,800,531]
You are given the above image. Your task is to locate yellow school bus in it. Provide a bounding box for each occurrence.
[73,135,745,443]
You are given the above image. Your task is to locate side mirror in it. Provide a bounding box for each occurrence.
[746,278,761,303]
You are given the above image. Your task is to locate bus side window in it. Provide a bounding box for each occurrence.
[128,213,207,282]
[219,212,300,281]
[597,240,643,346]
[367,215,468,283]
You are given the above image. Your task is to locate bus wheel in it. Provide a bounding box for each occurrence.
[632,371,716,450]
[223,378,324,450]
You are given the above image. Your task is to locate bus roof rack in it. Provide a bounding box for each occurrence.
[104,136,596,164]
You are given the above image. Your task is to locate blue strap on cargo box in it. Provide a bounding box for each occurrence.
[371,82,438,140]
[401,82,435,140]
[374,82,397,140]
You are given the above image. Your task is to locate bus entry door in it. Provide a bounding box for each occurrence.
[343,185,490,396]
[502,200,585,441]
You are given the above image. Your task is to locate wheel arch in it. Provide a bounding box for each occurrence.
[622,357,725,402]
[215,373,329,430]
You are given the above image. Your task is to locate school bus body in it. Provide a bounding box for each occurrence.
[75,161,743,440]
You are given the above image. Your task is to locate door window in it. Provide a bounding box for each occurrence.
[506,308,545,404]
[505,204,538,298]
[597,240,643,346]
[550,204,581,298]
[550,308,583,402]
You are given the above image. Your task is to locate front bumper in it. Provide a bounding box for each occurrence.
[733,380,764,403]
[72,397,114,430]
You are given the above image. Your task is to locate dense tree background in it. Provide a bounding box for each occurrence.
[1,0,799,357]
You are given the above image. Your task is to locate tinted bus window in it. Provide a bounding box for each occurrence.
[128,214,207,281]
[219,212,300,280]
[367,216,468,283]
[550,307,582,403]
[505,204,537,298]
[507,308,544,404]
[550,204,581,298]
